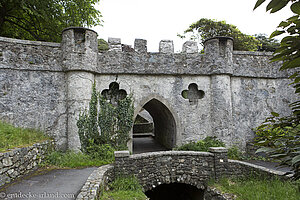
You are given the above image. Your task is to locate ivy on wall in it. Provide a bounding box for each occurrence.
[77,82,134,157]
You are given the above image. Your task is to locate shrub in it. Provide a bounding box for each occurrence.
[175,136,225,152]
[77,82,134,158]
[253,112,300,180]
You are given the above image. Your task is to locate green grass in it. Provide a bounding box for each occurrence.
[100,176,148,200]
[211,177,300,200]
[41,151,113,168]
[0,120,50,152]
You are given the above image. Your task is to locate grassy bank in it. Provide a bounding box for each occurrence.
[211,177,300,200]
[100,176,148,200]
[0,120,50,152]
[41,151,113,168]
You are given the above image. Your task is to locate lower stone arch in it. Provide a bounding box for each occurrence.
[145,182,205,200]
[133,95,178,151]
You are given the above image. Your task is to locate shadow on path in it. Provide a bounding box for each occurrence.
[133,136,168,154]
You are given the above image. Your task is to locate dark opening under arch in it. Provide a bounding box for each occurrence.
[145,183,204,200]
[133,98,176,153]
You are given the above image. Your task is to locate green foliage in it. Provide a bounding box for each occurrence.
[101,176,147,200]
[109,176,143,191]
[77,82,134,158]
[174,136,225,152]
[0,120,50,152]
[211,177,300,200]
[254,113,300,180]
[254,33,280,52]
[0,0,102,42]
[227,146,244,160]
[179,18,260,51]
[98,39,109,52]
[254,0,300,181]
[41,150,112,168]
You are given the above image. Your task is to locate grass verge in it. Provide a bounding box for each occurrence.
[0,120,50,152]
[100,176,148,200]
[41,151,113,168]
[211,177,300,200]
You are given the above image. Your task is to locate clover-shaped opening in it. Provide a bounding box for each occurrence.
[182,83,205,104]
[101,82,127,106]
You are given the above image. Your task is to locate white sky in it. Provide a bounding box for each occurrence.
[94,0,292,52]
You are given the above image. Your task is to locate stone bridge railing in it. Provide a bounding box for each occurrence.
[114,147,228,191]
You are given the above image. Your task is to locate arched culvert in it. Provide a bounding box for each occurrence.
[145,183,204,200]
[133,98,177,153]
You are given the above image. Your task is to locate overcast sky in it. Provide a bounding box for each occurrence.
[94,0,292,52]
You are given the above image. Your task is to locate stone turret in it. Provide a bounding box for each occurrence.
[204,36,233,74]
[61,27,98,150]
[204,37,234,145]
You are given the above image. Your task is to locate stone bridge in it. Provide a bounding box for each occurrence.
[0,27,297,152]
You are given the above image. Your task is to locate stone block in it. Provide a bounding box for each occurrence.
[159,40,174,53]
[182,41,198,53]
[114,151,130,158]
[134,39,147,53]
[209,147,228,153]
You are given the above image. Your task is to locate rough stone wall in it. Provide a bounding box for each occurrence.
[114,150,215,192]
[0,141,52,187]
[76,164,114,200]
[113,149,287,194]
[0,28,297,151]
[0,37,67,150]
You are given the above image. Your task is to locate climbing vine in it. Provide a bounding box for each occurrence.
[77,82,134,158]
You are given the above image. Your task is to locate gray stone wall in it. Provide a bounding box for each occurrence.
[0,37,67,150]
[0,28,297,151]
[114,150,216,192]
[76,164,114,200]
[0,141,52,187]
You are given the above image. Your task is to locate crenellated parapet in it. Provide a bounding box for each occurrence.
[0,27,296,151]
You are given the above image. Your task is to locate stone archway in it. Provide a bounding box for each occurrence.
[133,98,177,153]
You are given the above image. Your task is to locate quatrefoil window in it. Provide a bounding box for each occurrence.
[182,83,205,104]
[101,82,127,106]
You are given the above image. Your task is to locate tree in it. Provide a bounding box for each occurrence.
[0,0,102,42]
[179,18,260,51]
[255,33,280,52]
[253,0,300,180]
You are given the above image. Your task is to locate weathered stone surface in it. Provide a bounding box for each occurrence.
[182,41,198,53]
[0,141,51,187]
[0,28,297,151]
[159,40,174,53]
[134,39,147,53]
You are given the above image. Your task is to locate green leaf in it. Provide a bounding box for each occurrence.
[291,2,300,15]
[292,155,300,165]
[270,30,285,38]
[254,0,266,10]
[256,147,274,154]
[278,21,291,28]
[271,112,280,117]
[266,0,285,12]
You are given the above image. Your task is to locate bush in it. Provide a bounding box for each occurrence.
[77,82,134,158]
[174,136,225,152]
[227,145,243,160]
[253,112,300,180]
